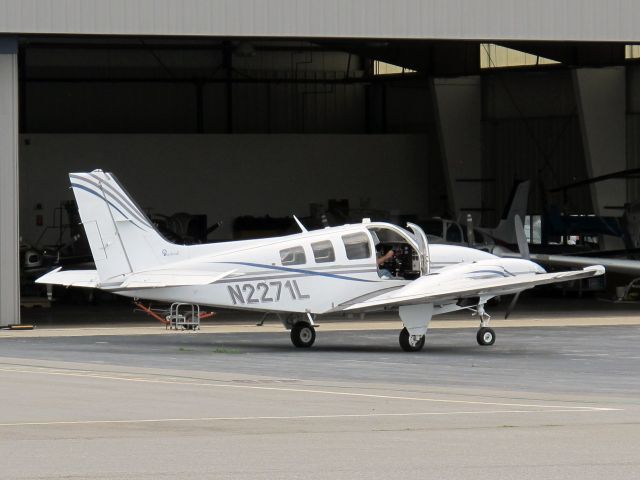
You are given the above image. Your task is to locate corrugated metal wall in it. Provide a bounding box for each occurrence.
[627,65,640,202]
[627,114,640,201]
[0,38,20,326]
[481,69,589,225]
[483,64,640,226]
[2,0,640,42]
[482,116,587,225]
[23,46,368,133]
[26,77,368,134]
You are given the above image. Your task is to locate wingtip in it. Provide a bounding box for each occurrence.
[35,266,62,284]
[584,265,606,276]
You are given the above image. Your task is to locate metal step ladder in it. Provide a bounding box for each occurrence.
[167,303,201,330]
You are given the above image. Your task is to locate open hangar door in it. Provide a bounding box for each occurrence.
[17,36,638,314]
[17,36,449,308]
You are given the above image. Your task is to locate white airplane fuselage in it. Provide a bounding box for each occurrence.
[105,223,542,315]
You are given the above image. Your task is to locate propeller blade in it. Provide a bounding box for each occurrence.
[514,215,530,260]
[504,291,521,319]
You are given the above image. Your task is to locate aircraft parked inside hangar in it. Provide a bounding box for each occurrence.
[37,170,604,352]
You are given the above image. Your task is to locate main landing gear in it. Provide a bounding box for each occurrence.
[474,304,496,346]
[398,327,425,352]
[264,313,317,348]
[290,322,316,348]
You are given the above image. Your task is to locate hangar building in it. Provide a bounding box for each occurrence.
[2,0,640,325]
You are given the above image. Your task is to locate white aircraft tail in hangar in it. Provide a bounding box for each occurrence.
[37,170,605,351]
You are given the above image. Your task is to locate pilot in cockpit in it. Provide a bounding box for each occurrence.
[372,231,395,279]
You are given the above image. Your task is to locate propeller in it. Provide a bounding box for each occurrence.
[506,215,529,319]
[504,291,521,319]
[514,215,530,260]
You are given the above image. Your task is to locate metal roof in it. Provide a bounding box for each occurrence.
[1,0,640,42]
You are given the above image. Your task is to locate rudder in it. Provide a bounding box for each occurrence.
[70,170,178,283]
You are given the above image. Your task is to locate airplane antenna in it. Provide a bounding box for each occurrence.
[293,215,308,233]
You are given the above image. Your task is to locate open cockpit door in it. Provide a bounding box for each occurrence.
[366,223,426,278]
[406,222,430,275]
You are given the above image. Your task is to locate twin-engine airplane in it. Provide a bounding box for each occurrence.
[38,171,605,352]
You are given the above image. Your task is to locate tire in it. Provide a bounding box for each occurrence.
[476,327,496,346]
[398,327,425,352]
[182,311,198,330]
[291,323,316,348]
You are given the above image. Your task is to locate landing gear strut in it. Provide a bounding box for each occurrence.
[399,327,425,352]
[474,304,496,346]
[290,322,316,348]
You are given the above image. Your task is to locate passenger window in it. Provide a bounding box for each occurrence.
[280,246,306,265]
[341,233,371,260]
[311,240,335,263]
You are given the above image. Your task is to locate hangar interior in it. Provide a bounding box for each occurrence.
[4,33,640,324]
[18,39,640,235]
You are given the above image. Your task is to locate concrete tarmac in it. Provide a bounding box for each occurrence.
[1,303,640,479]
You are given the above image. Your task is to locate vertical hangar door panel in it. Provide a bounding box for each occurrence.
[0,37,19,327]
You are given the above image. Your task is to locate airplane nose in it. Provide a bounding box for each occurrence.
[534,263,546,274]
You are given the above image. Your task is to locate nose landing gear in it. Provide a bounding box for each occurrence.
[476,326,496,346]
[474,304,496,346]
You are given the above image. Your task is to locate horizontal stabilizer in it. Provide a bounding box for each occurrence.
[344,265,605,311]
[37,268,236,289]
[119,269,236,288]
[35,268,99,288]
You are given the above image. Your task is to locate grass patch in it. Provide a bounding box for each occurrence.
[213,346,241,354]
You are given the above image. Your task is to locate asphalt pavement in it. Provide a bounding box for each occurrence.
[1,312,639,479]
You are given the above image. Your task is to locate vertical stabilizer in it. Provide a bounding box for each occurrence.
[486,180,530,245]
[69,170,179,283]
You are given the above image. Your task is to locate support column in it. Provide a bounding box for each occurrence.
[573,67,626,216]
[0,37,20,326]
[431,76,483,224]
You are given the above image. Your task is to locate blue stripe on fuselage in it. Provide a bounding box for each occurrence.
[466,269,513,277]
[213,261,376,282]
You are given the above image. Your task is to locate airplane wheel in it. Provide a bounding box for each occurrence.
[476,327,496,346]
[399,327,425,352]
[291,323,316,348]
[182,312,197,330]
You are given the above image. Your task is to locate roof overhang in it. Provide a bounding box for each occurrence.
[1,0,640,43]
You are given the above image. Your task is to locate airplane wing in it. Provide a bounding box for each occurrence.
[36,268,236,289]
[35,268,99,288]
[343,265,604,311]
[529,253,640,276]
[496,214,640,275]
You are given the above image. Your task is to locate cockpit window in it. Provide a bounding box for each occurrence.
[341,233,371,260]
[311,240,335,263]
[280,246,306,265]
